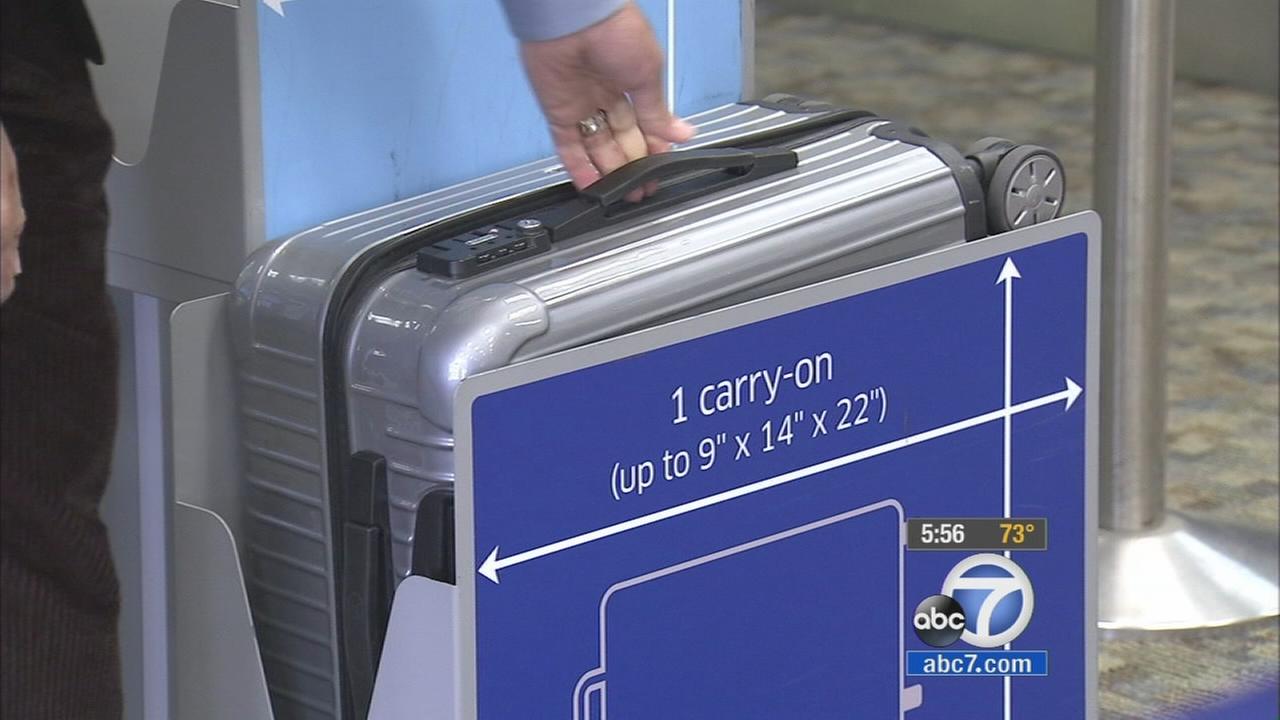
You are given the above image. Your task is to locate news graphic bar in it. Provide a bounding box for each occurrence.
[905,518,1049,551]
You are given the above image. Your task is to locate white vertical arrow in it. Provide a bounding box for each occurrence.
[995,256,1021,720]
[996,257,1020,521]
[665,0,677,112]
[263,0,293,17]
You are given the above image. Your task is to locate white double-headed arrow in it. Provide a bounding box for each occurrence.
[479,374,1081,584]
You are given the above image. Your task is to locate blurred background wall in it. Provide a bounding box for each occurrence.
[777,0,1279,96]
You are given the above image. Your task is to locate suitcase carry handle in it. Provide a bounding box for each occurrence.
[542,146,799,244]
[581,147,799,208]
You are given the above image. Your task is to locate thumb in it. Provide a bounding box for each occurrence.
[628,80,695,146]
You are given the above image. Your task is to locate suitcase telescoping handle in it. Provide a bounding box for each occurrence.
[546,146,799,242]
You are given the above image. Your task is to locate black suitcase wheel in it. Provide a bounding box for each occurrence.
[985,144,1066,233]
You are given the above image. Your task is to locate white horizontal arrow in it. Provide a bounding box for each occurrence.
[479,377,1082,584]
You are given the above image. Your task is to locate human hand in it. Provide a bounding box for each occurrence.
[1,124,24,304]
[519,1,695,200]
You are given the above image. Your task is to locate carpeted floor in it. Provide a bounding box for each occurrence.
[753,7,1279,719]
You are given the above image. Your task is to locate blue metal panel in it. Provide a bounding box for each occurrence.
[257,1,742,241]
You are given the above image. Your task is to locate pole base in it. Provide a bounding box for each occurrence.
[1098,511,1279,630]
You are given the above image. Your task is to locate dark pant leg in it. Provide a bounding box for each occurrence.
[0,13,122,720]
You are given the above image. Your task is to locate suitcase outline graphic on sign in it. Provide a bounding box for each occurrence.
[572,499,924,719]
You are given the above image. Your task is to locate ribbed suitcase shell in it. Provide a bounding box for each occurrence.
[234,100,980,719]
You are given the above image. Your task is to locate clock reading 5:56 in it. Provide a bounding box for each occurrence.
[919,522,966,545]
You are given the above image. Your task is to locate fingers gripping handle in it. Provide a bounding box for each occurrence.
[546,147,799,243]
[580,147,798,209]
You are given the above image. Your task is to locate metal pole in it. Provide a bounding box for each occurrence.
[1094,0,1278,630]
[1095,0,1173,533]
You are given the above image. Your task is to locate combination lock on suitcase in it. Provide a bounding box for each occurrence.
[232,95,1066,719]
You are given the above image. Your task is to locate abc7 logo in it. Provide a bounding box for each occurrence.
[913,554,1035,648]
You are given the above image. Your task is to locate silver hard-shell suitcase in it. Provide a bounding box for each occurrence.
[232,95,1066,719]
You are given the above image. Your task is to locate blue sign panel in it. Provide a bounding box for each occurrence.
[458,217,1096,719]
